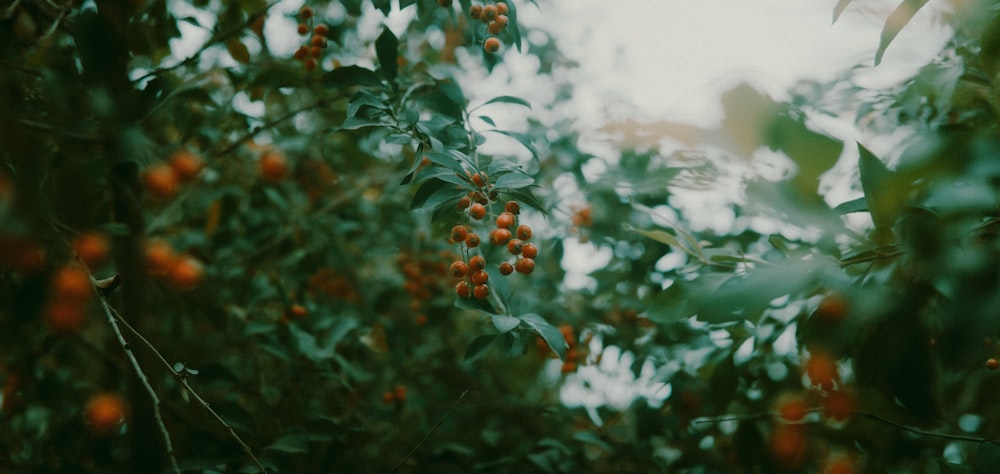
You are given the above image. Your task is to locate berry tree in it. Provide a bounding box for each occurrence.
[3,0,1000,472]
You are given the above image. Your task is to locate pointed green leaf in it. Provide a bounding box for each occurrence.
[833,196,868,215]
[874,0,930,66]
[322,65,381,89]
[519,313,566,360]
[491,315,521,333]
[464,335,497,362]
[481,95,531,109]
[375,26,399,81]
[493,172,534,190]
[832,0,853,24]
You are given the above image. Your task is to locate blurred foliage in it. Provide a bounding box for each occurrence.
[4,0,1000,473]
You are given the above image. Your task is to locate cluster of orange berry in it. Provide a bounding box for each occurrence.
[381,385,407,405]
[142,149,204,201]
[397,250,452,325]
[450,185,537,301]
[144,239,204,291]
[44,265,92,332]
[292,7,329,71]
[469,2,509,53]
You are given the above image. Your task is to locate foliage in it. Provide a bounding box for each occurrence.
[3,0,1000,473]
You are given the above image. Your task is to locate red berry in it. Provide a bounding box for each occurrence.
[471,270,489,286]
[507,239,523,255]
[297,23,308,35]
[465,233,481,248]
[988,358,999,370]
[495,14,509,28]
[483,4,497,20]
[473,284,489,300]
[299,6,313,19]
[469,4,483,19]
[516,224,532,241]
[521,243,538,259]
[314,24,329,37]
[505,201,520,214]
[450,225,468,243]
[483,37,501,54]
[469,255,486,272]
[499,262,514,275]
[490,228,511,246]
[496,212,515,229]
[450,261,469,278]
[496,2,508,15]
[471,172,488,187]
[487,21,503,35]
[777,396,808,422]
[457,196,471,209]
[469,203,486,220]
[456,281,471,298]
[294,46,309,60]
[515,258,535,274]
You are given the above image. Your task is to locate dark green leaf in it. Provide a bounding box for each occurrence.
[481,95,532,109]
[321,65,381,89]
[399,0,418,8]
[858,142,906,243]
[698,256,826,324]
[493,172,534,189]
[341,116,384,130]
[375,27,399,82]
[875,0,930,66]
[265,434,309,454]
[372,0,391,15]
[833,196,868,214]
[519,313,566,360]
[410,178,448,210]
[491,315,520,333]
[464,335,497,362]
[767,114,843,195]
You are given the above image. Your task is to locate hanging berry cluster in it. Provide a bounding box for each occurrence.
[293,6,329,71]
[449,170,538,301]
[468,2,510,54]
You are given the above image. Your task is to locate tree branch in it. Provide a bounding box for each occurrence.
[391,390,468,473]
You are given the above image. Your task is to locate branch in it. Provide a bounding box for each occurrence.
[93,278,181,474]
[211,101,324,158]
[108,304,269,473]
[391,390,468,473]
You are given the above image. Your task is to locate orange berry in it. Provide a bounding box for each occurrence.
[52,266,91,302]
[521,242,538,259]
[515,258,535,274]
[823,456,856,474]
[259,150,289,182]
[142,163,178,200]
[469,203,486,220]
[471,191,489,205]
[310,36,327,48]
[495,14,508,28]
[168,255,203,291]
[314,24,329,37]
[169,150,204,182]
[382,391,395,404]
[777,396,809,422]
[769,425,807,469]
[487,21,502,35]
[806,351,838,389]
[561,361,577,374]
[987,358,999,370]
[516,224,532,241]
[465,233,481,248]
[450,260,469,278]
[455,281,471,298]
[415,313,428,325]
[559,324,576,345]
[469,4,483,19]
[471,171,487,187]
[297,23,308,35]
[496,2,508,14]
[85,393,126,436]
[457,196,471,209]
[507,239,523,255]
[822,389,853,422]
[482,4,497,20]
[471,270,489,286]
[469,255,486,272]
[450,225,468,243]
[144,240,176,274]
[505,201,520,214]
[288,304,309,319]
[294,45,309,60]
[490,228,511,246]
[483,37,501,54]
[310,46,322,58]
[393,385,407,402]
[45,301,87,332]
[73,232,110,268]
[817,292,849,324]
[499,262,514,275]
[473,283,489,300]
[496,212,515,229]
[299,6,313,18]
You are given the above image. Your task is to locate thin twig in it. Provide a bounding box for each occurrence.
[109,306,269,473]
[855,410,998,444]
[211,102,324,158]
[94,284,181,474]
[391,390,469,473]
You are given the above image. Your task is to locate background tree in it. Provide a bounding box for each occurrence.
[3,0,1000,473]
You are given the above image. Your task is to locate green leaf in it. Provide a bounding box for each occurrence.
[519,313,566,360]
[646,274,729,323]
[487,129,537,159]
[424,151,469,176]
[858,142,905,243]
[321,65,381,89]
[698,256,826,324]
[410,178,448,210]
[832,0,853,24]
[464,335,497,362]
[372,0,391,15]
[875,0,930,66]
[493,172,534,190]
[626,225,693,256]
[481,95,531,109]
[265,434,309,454]
[491,315,521,333]
[833,196,868,215]
[341,116,384,130]
[980,14,1000,77]
[767,114,843,196]
[375,27,399,82]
